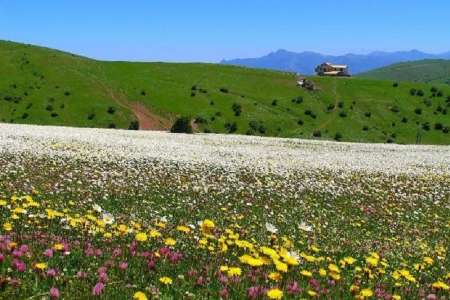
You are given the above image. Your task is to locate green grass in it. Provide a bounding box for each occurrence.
[1,40,450,144]
[359,59,450,85]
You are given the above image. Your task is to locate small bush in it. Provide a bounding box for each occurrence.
[171,117,193,133]
[107,107,116,114]
[337,101,344,108]
[414,108,422,115]
[362,125,369,131]
[393,82,399,87]
[87,113,96,120]
[339,111,347,118]
[417,90,424,97]
[50,113,58,118]
[232,103,242,116]
[410,88,417,96]
[443,126,449,133]
[271,99,278,106]
[219,88,229,93]
[390,106,400,113]
[224,122,238,133]
[334,132,343,141]
[327,104,335,111]
[365,112,371,118]
[64,91,71,96]
[46,104,54,112]
[434,123,443,130]
[291,96,303,104]
[128,121,139,130]
[422,122,430,131]
[191,85,197,91]
[297,119,304,125]
[401,117,408,123]
[312,130,321,138]
[22,113,29,119]
[141,90,146,96]
[108,123,116,129]
[431,86,438,93]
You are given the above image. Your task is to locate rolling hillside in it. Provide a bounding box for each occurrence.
[1,40,450,144]
[359,59,450,84]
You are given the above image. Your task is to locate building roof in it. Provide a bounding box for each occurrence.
[324,62,348,69]
[322,71,342,75]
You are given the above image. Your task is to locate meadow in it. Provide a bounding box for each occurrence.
[1,40,450,144]
[0,123,449,299]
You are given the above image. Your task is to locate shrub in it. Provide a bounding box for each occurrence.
[191,85,197,91]
[224,122,237,133]
[46,104,54,112]
[339,111,347,118]
[414,108,422,115]
[191,92,196,97]
[386,138,394,143]
[249,120,266,134]
[171,117,193,133]
[423,99,432,107]
[291,96,303,104]
[393,82,399,87]
[334,132,343,141]
[219,88,229,93]
[312,130,321,138]
[26,103,32,110]
[337,101,344,108]
[436,90,443,97]
[271,99,278,106]
[64,91,71,96]
[434,123,443,130]
[417,90,424,97]
[108,123,116,129]
[431,86,438,93]
[401,117,408,123]
[209,100,214,106]
[443,126,449,133]
[362,125,369,131]
[422,122,430,131]
[87,113,96,120]
[128,121,139,130]
[22,113,29,119]
[305,109,312,116]
[107,107,116,114]
[141,90,146,96]
[327,104,335,111]
[297,119,304,125]
[390,106,400,113]
[410,88,417,96]
[50,113,58,118]
[232,103,242,116]
[365,112,371,118]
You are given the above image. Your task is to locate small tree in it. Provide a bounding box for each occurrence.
[171,117,193,133]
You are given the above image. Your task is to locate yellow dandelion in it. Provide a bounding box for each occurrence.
[159,276,173,285]
[360,288,373,298]
[267,288,283,299]
[135,232,148,242]
[133,291,148,300]
[35,262,47,270]
[300,270,313,277]
[164,238,176,246]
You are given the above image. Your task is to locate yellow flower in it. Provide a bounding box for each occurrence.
[239,254,265,267]
[133,291,148,300]
[149,229,161,238]
[53,243,64,251]
[3,222,12,231]
[300,270,313,277]
[201,219,215,233]
[176,225,191,233]
[267,288,283,299]
[268,272,282,281]
[328,263,340,273]
[135,232,148,242]
[307,290,317,297]
[319,268,327,277]
[423,256,433,265]
[35,262,47,270]
[392,295,401,300]
[274,259,288,272]
[360,288,373,298]
[227,267,241,277]
[0,200,7,206]
[343,256,356,265]
[260,246,280,260]
[366,256,379,267]
[159,276,173,285]
[432,281,449,290]
[164,238,176,246]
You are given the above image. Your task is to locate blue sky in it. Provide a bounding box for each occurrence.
[0,0,449,62]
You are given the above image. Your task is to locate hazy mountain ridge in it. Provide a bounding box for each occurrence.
[221,49,450,75]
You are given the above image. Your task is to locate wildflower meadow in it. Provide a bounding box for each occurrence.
[0,124,449,299]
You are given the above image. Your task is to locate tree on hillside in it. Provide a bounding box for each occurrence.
[171,117,193,134]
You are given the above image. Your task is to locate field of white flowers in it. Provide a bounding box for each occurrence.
[0,123,449,299]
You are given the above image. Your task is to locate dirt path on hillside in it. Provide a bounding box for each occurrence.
[129,102,172,130]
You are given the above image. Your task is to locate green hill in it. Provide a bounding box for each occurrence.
[359,59,450,84]
[1,40,450,144]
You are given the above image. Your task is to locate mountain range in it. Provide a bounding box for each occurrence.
[221,49,450,75]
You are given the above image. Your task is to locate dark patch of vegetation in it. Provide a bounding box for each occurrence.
[390,106,400,113]
[219,88,229,93]
[271,99,278,106]
[365,112,371,118]
[393,82,399,87]
[107,107,116,114]
[248,120,266,134]
[312,130,321,138]
[128,121,139,130]
[87,113,96,120]
[414,108,422,115]
[108,123,116,129]
[171,117,193,134]
[224,122,237,133]
[334,132,343,141]
[291,96,303,104]
[232,103,242,116]
[339,111,347,118]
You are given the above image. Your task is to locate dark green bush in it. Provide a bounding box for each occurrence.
[334,132,343,141]
[171,117,193,133]
[312,130,321,138]
[128,121,139,130]
[232,103,242,116]
[107,107,116,114]
[414,108,422,115]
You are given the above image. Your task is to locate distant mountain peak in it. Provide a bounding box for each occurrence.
[221,49,450,75]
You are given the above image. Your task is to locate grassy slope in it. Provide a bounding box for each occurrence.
[359,59,450,84]
[1,40,450,144]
